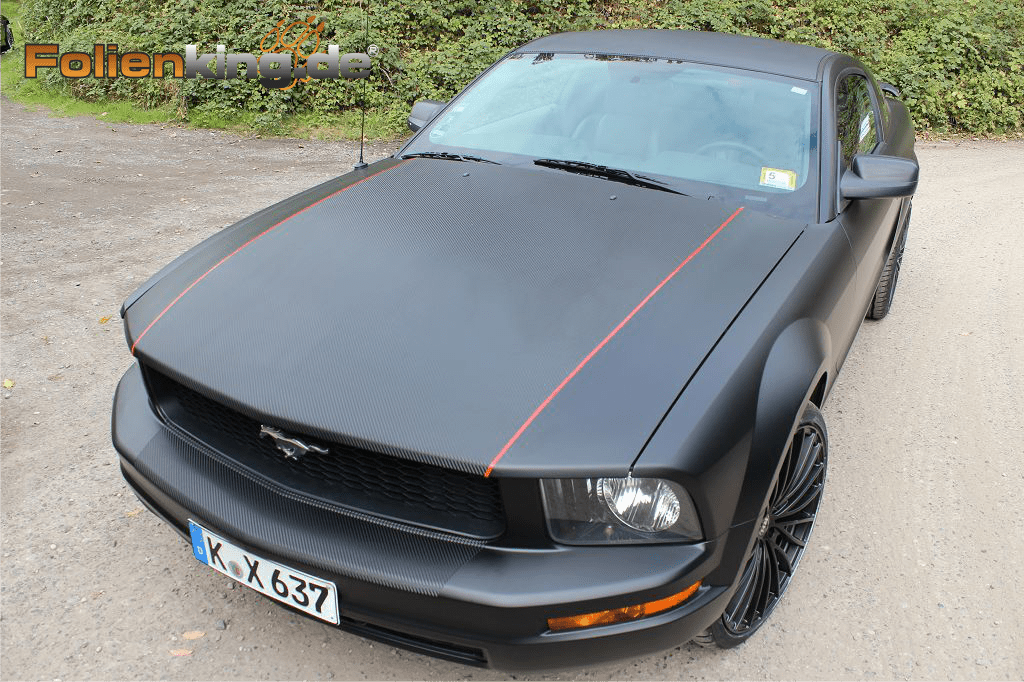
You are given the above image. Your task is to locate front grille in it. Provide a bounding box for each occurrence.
[144,367,505,539]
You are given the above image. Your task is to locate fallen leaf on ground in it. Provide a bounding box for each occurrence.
[99,316,111,324]
[125,508,143,517]
[2,379,14,389]
[169,648,192,657]
[182,631,205,640]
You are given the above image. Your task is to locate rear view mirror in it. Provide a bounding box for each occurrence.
[407,100,446,132]
[841,154,919,200]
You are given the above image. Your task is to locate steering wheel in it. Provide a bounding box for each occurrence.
[695,141,767,164]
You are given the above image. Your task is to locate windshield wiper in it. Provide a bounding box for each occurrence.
[401,151,500,164]
[533,158,687,196]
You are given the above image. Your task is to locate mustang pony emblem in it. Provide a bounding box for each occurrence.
[259,424,328,460]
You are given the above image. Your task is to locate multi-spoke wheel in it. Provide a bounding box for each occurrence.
[694,402,828,648]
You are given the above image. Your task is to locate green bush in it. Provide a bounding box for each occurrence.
[15,0,1024,136]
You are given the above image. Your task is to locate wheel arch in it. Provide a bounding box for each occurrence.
[698,317,831,593]
[809,371,829,408]
[738,317,831,525]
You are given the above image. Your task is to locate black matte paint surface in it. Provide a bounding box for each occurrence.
[515,30,832,81]
[126,159,802,477]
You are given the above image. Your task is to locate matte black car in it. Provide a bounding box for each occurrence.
[112,30,917,669]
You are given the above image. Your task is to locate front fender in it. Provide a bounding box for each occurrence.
[735,318,831,525]
[629,317,831,593]
[632,222,849,593]
[695,319,830,591]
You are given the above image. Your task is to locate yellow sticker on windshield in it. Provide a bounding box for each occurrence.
[759,167,797,191]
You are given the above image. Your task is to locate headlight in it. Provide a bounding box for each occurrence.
[540,477,702,544]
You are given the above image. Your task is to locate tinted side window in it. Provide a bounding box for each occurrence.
[867,72,890,130]
[836,74,878,169]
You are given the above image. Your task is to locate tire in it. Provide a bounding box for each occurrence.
[867,202,911,320]
[694,402,828,649]
[2,25,12,54]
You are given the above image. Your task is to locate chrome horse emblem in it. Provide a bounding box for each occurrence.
[259,424,329,461]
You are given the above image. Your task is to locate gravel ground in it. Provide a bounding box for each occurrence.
[1,96,1022,680]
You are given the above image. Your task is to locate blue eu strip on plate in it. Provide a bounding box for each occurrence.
[189,521,209,564]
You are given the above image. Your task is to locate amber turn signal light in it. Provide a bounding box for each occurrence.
[547,580,702,632]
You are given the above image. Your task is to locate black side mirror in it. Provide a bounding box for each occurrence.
[879,82,901,98]
[407,100,446,132]
[841,154,919,200]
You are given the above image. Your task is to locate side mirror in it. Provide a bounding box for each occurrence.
[841,154,919,200]
[879,82,901,98]
[407,100,446,132]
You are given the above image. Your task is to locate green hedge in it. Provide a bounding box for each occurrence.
[17,0,1024,136]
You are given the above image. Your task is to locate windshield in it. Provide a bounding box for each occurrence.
[403,53,819,220]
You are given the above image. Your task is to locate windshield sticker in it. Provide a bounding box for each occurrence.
[759,167,797,191]
[791,86,808,95]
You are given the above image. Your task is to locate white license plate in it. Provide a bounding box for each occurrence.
[188,520,339,625]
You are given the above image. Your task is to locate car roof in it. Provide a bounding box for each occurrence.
[514,30,836,81]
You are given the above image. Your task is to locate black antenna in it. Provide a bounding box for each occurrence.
[353,0,370,170]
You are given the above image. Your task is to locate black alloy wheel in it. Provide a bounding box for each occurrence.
[695,402,828,648]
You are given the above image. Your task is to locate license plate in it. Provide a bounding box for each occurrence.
[188,521,339,625]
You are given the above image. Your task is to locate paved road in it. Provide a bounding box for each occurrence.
[1,97,1022,680]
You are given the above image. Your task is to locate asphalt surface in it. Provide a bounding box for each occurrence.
[1,97,1022,680]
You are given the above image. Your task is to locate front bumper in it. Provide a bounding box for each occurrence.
[112,363,737,670]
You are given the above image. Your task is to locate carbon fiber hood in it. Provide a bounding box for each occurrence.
[125,158,804,477]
